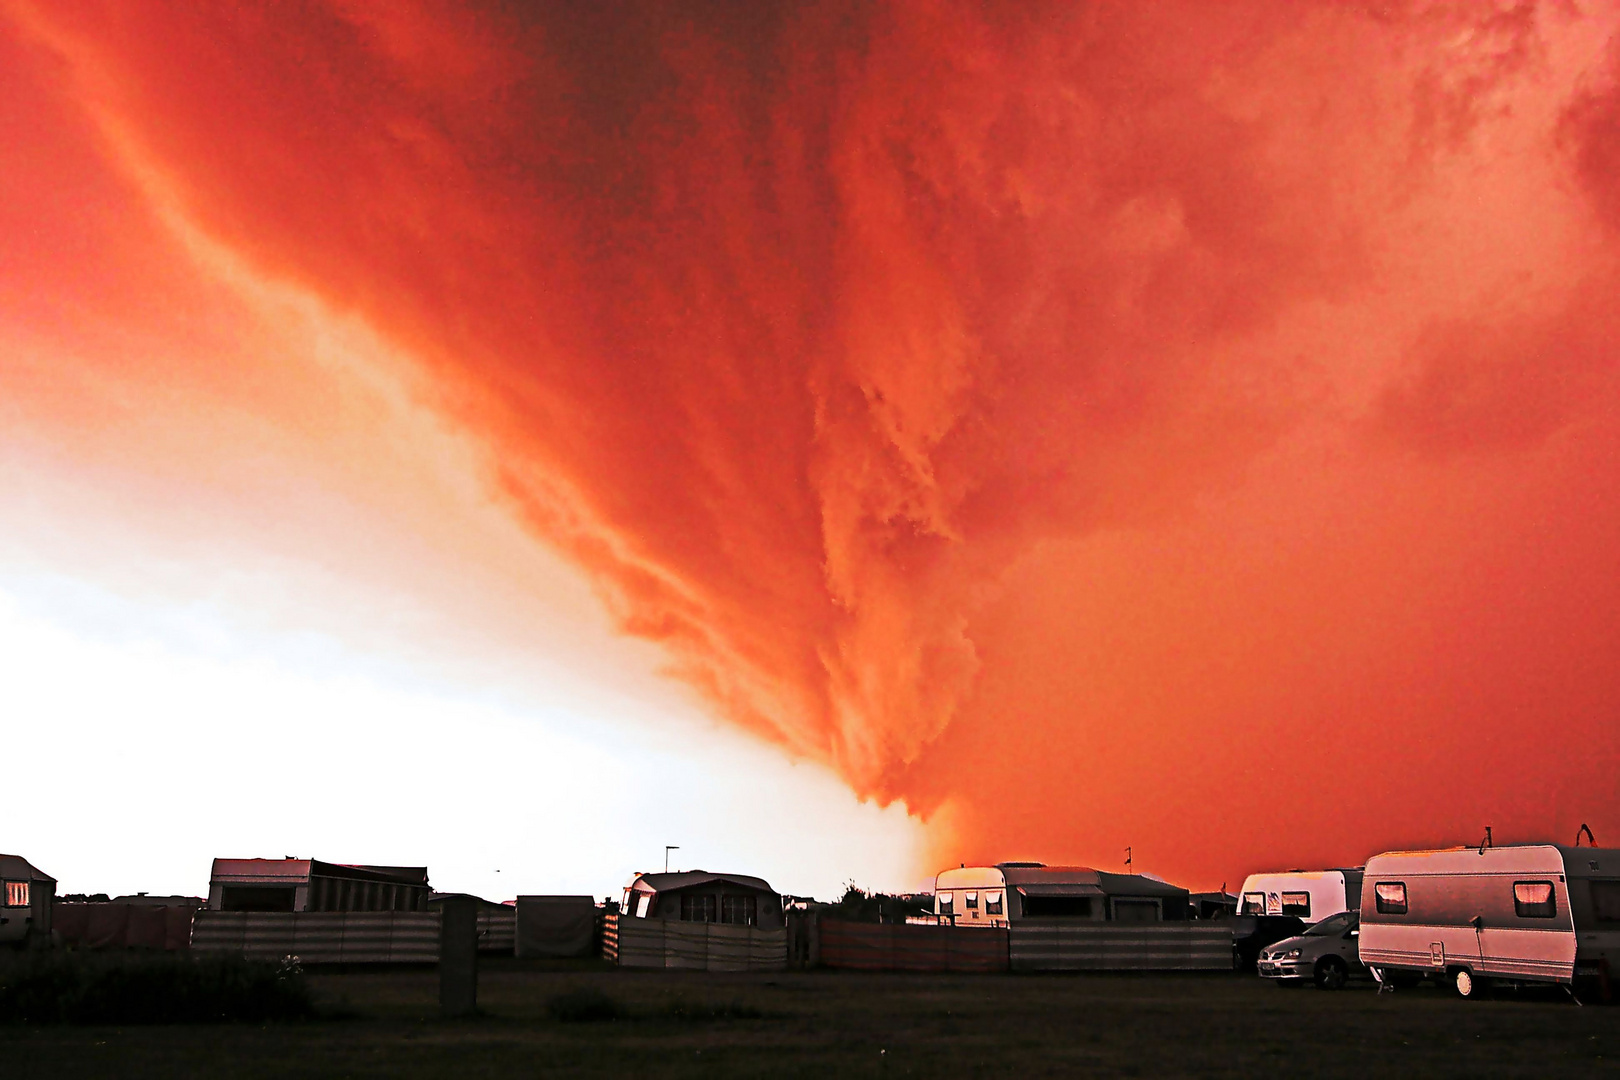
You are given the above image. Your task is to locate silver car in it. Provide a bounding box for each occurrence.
[1256,911,1362,990]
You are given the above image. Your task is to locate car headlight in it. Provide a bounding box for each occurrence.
[1267,948,1300,961]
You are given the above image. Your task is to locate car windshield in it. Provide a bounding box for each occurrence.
[1305,912,1355,936]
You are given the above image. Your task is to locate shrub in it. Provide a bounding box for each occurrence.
[0,953,313,1025]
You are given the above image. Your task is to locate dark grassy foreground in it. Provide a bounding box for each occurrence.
[4,958,1615,1078]
[0,952,312,1025]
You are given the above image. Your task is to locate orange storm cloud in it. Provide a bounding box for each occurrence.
[3,1,1618,885]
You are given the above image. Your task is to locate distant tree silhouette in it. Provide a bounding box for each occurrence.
[831,882,932,923]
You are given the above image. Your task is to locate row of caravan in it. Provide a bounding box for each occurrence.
[1246,845,1619,997]
[927,863,1367,929]
[930,844,1620,996]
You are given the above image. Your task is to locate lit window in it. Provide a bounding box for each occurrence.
[1512,882,1556,919]
[986,891,1004,915]
[1373,882,1407,916]
[1280,892,1311,918]
[3,882,27,907]
[635,893,652,918]
[1241,892,1265,915]
[965,891,978,909]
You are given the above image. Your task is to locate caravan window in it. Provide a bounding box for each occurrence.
[1512,882,1556,919]
[1021,894,1092,918]
[986,891,1004,915]
[1113,899,1161,923]
[681,894,718,922]
[965,891,978,910]
[3,882,27,907]
[1591,881,1620,923]
[635,893,652,918]
[1280,892,1311,918]
[1373,882,1407,915]
[938,892,954,913]
[1241,892,1265,915]
[720,895,758,926]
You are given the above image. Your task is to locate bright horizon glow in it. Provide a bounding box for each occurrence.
[0,570,928,902]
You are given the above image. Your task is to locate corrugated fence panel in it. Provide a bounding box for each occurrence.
[339,914,396,964]
[385,913,442,963]
[1008,922,1234,971]
[477,908,516,955]
[819,921,1009,973]
[608,916,786,971]
[292,915,346,961]
[191,911,442,964]
[188,911,248,955]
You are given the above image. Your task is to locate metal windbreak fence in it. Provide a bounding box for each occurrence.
[1008,922,1234,971]
[604,912,788,971]
[475,907,515,954]
[819,920,1010,972]
[815,919,1234,973]
[190,911,442,964]
[52,904,196,951]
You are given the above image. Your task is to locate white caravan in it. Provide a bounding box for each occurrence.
[1236,869,1363,924]
[1358,844,1620,998]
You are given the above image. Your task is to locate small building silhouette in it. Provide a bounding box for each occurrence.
[207,858,429,913]
[0,854,55,945]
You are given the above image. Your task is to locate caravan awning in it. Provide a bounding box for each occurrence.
[1015,883,1105,897]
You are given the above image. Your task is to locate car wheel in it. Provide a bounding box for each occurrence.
[1315,956,1349,991]
[1453,968,1482,999]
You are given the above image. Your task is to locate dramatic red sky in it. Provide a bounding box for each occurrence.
[4,1,1618,892]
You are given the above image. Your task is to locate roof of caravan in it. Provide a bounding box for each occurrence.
[627,871,777,895]
[210,858,428,886]
[0,855,55,883]
[1364,844,1620,875]
[937,865,1188,897]
[516,894,596,905]
[1240,868,1362,884]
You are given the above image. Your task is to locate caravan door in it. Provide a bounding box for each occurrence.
[1477,878,1576,982]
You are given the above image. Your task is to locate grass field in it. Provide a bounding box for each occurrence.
[5,959,1615,1078]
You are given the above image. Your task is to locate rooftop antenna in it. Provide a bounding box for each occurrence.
[1125,846,1133,874]
[1478,826,1493,855]
[664,845,679,873]
[1576,824,1597,848]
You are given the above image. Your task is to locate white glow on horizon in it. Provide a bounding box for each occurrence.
[0,574,927,903]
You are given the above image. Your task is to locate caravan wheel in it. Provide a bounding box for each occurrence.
[1453,969,1482,999]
